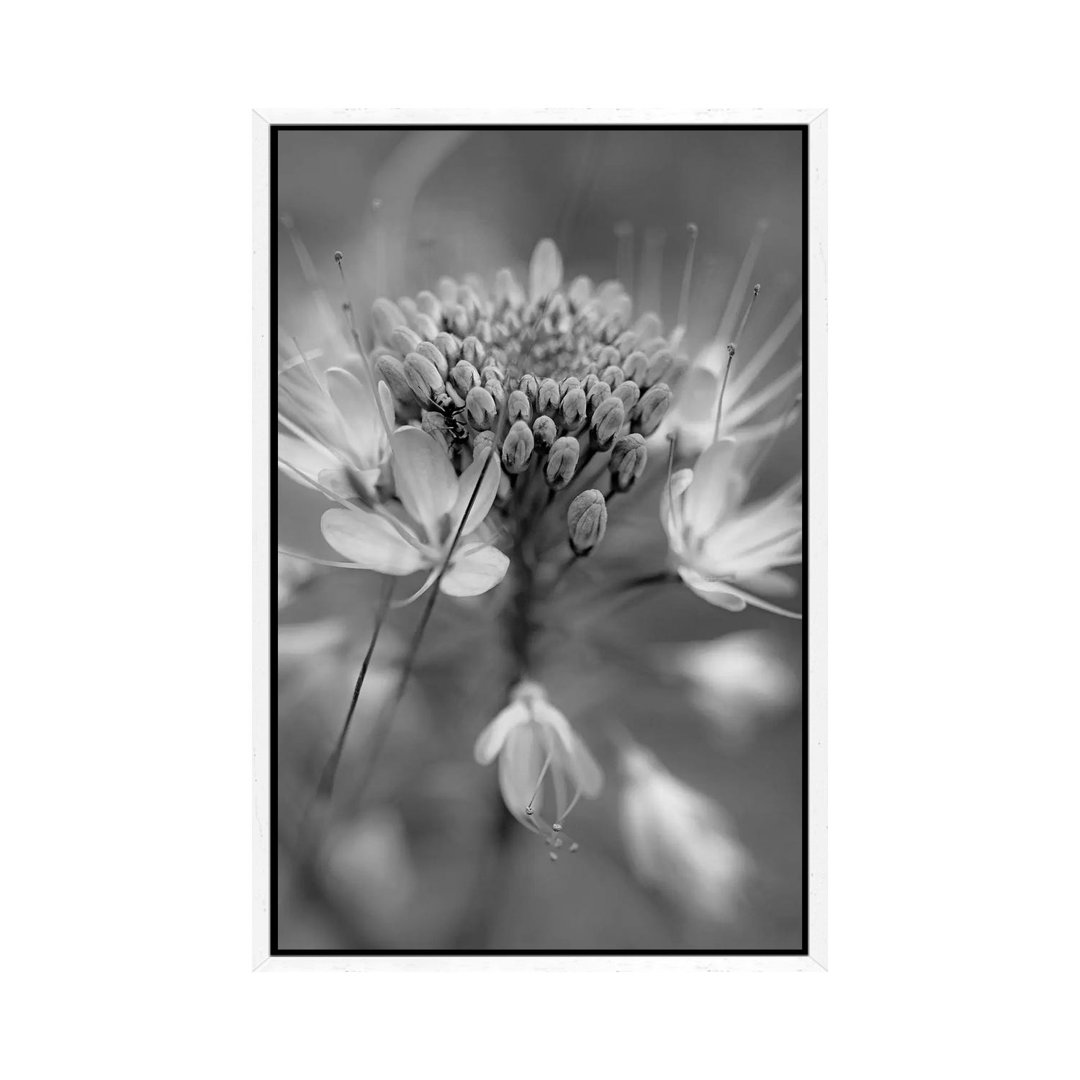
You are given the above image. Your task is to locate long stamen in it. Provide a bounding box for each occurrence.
[673,223,699,344]
[525,748,554,813]
[711,343,736,443]
[615,220,634,300]
[711,285,761,442]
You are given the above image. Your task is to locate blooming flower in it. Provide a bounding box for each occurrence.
[670,302,803,456]
[278,347,392,499]
[661,437,802,616]
[320,426,509,597]
[619,742,750,923]
[473,680,602,843]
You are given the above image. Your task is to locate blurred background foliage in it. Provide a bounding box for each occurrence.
[276,127,804,950]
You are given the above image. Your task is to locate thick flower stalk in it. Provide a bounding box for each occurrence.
[619,742,751,923]
[661,437,802,616]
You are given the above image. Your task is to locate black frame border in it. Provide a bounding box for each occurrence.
[268,123,811,958]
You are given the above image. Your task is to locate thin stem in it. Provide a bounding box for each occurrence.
[350,448,498,801]
[314,575,395,800]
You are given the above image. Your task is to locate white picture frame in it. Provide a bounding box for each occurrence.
[253,110,827,971]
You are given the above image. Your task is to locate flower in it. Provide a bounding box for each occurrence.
[619,743,750,923]
[320,426,509,598]
[661,437,802,616]
[278,348,391,499]
[473,680,602,841]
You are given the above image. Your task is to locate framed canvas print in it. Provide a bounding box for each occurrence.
[254,111,826,970]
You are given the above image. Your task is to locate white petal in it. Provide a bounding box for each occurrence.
[568,735,603,798]
[439,544,509,597]
[320,507,425,576]
[683,439,743,538]
[474,701,529,764]
[529,239,563,301]
[674,368,720,424]
[499,725,545,821]
[677,566,748,611]
[389,427,458,542]
[448,447,502,537]
[325,367,384,466]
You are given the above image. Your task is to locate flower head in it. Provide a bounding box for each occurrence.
[661,437,802,616]
[474,680,602,846]
[619,743,750,923]
[321,427,509,598]
[278,349,391,499]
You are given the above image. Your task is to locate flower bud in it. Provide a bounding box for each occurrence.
[449,359,480,399]
[507,389,531,424]
[538,378,561,416]
[444,303,470,337]
[374,353,411,402]
[411,312,441,340]
[465,385,497,430]
[623,350,649,384]
[403,351,444,404]
[613,380,641,412]
[486,377,506,411]
[581,373,599,394]
[416,290,442,323]
[532,415,557,453]
[567,489,607,556]
[414,340,448,379]
[601,364,624,389]
[433,332,461,364]
[610,434,647,492]
[391,326,423,356]
[598,345,621,370]
[586,380,611,413]
[590,396,625,450]
[545,436,580,490]
[421,410,450,452]
[518,373,539,408]
[372,298,408,344]
[567,275,593,309]
[462,335,486,366]
[472,430,496,460]
[614,331,640,358]
[501,419,534,474]
[560,375,581,394]
[561,387,588,432]
[633,383,672,436]
[644,349,674,386]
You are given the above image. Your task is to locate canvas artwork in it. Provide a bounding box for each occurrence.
[270,124,813,956]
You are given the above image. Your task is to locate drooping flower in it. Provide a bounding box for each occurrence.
[661,437,802,616]
[619,742,750,924]
[320,426,509,598]
[473,680,602,844]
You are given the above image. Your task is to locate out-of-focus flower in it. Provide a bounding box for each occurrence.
[474,680,602,843]
[619,742,750,923]
[671,631,799,743]
[278,349,392,499]
[321,427,509,598]
[322,808,417,943]
[278,552,314,607]
[661,437,802,616]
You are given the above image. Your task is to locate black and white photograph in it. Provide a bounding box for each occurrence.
[271,124,811,954]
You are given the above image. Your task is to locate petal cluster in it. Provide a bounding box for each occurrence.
[321,427,508,597]
[661,438,802,616]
